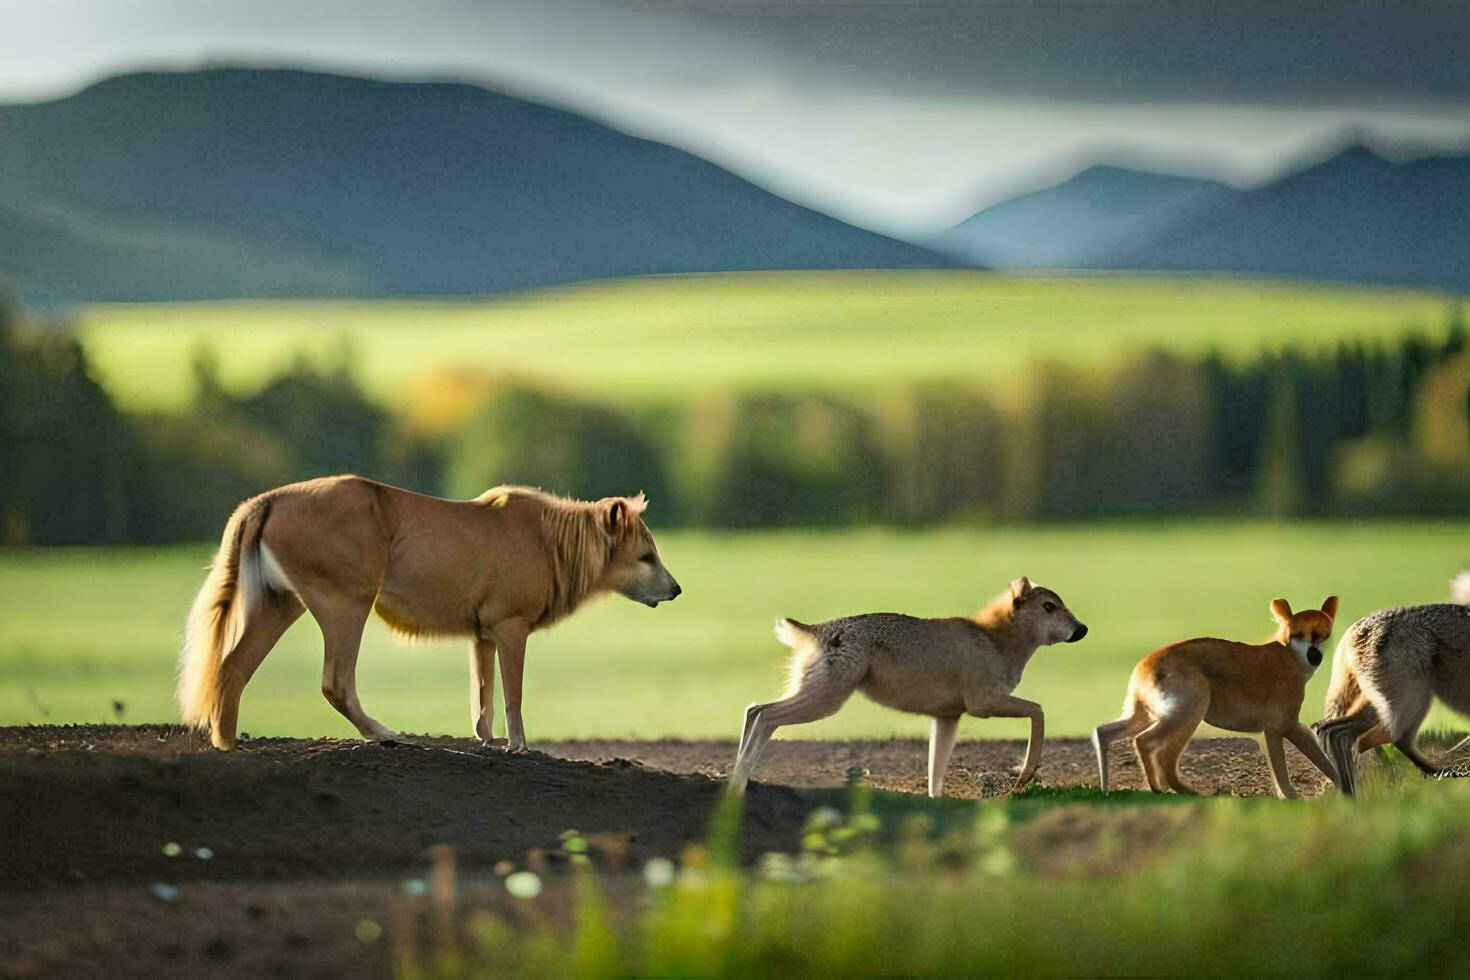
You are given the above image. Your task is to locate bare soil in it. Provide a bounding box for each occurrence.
[0,725,1328,978]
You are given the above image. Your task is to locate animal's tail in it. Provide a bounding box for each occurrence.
[1452,570,1470,606]
[177,495,271,730]
[774,617,813,648]
[774,617,823,697]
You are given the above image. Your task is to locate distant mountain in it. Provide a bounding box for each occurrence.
[940,166,1232,268]
[0,69,950,305]
[1122,147,1470,289]
[941,146,1470,290]
[0,198,363,302]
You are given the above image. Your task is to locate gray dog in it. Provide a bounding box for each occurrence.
[726,577,1087,797]
[1317,602,1470,794]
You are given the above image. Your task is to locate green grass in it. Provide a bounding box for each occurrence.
[73,272,1461,412]
[397,776,1470,977]
[2,520,1466,740]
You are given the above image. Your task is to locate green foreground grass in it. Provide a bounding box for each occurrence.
[2,521,1466,740]
[74,272,1459,412]
[397,770,1470,977]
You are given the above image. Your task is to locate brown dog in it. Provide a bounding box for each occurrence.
[1093,597,1341,798]
[179,476,680,751]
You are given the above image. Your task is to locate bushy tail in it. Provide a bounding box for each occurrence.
[774,617,824,697]
[177,497,269,729]
[1452,570,1470,606]
[773,617,812,649]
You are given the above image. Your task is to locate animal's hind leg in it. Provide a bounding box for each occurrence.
[1371,675,1440,776]
[213,595,304,750]
[1394,735,1442,776]
[1150,686,1209,795]
[470,638,502,745]
[1093,712,1147,794]
[317,606,395,741]
[1155,722,1207,796]
[1131,722,1166,793]
[1317,705,1377,797]
[736,703,763,760]
[1135,714,1204,795]
[928,716,961,798]
[727,666,859,796]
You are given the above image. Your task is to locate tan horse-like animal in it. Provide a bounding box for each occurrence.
[178,476,681,751]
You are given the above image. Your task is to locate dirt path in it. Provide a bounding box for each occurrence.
[0,725,1328,977]
[541,732,1331,799]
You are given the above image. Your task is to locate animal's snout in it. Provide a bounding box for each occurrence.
[669,581,682,600]
[1069,623,1089,643]
[1308,646,1323,667]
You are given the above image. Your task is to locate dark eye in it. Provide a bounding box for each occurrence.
[1042,601,1057,613]
[639,553,656,564]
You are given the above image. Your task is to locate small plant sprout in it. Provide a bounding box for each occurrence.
[161,842,182,858]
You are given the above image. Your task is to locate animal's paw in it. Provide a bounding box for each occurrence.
[504,739,529,755]
[479,737,508,749]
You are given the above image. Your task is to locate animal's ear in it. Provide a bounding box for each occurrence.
[606,499,627,535]
[1270,598,1293,623]
[1010,577,1032,602]
[1321,596,1339,620]
[629,491,649,515]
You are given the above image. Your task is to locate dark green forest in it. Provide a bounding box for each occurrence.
[2,289,1466,545]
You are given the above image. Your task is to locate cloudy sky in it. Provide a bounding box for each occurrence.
[3,0,1468,238]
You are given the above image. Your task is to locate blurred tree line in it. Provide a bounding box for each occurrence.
[2,289,1466,544]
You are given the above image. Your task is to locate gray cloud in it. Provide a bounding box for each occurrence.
[623,0,1470,103]
[2,0,1467,237]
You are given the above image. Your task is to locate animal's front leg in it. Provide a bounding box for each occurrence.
[470,638,505,746]
[1263,731,1298,799]
[927,716,960,798]
[493,620,531,753]
[969,694,1044,793]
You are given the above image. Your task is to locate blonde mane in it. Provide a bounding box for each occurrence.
[480,485,643,627]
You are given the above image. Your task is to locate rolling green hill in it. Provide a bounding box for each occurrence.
[75,272,1462,412]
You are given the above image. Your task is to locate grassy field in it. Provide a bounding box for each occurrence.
[2,521,1466,741]
[428,776,1470,977]
[74,272,1462,412]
